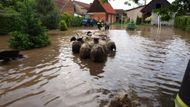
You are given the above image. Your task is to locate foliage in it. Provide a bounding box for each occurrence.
[10,31,50,50]
[145,16,151,23]
[171,0,190,16]
[61,12,72,27]
[59,20,68,31]
[136,16,142,25]
[70,16,83,27]
[0,0,17,7]
[103,0,139,4]
[174,16,190,32]
[127,20,136,30]
[61,13,83,28]
[153,8,172,21]
[10,31,32,50]
[0,7,19,35]
[9,0,50,50]
[33,0,60,29]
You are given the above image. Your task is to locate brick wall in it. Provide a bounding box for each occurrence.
[89,12,106,21]
[89,12,116,23]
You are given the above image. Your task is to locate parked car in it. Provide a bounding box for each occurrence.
[81,19,97,26]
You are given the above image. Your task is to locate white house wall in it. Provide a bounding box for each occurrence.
[126,7,144,21]
[151,12,174,26]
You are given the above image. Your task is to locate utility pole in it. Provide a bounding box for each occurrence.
[144,0,146,5]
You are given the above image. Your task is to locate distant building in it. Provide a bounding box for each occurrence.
[87,0,116,23]
[73,1,90,17]
[141,0,172,25]
[54,0,74,15]
[126,5,145,22]
[115,9,127,23]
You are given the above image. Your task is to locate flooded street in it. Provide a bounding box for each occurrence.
[1,26,190,107]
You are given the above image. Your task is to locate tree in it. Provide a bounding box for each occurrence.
[10,0,50,50]
[34,0,60,29]
[170,0,190,16]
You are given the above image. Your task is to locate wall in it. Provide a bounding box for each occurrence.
[73,2,88,16]
[151,12,174,26]
[88,12,116,23]
[126,7,144,21]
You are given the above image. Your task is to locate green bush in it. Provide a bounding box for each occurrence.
[59,20,68,31]
[174,16,190,32]
[10,32,32,50]
[70,16,83,27]
[9,0,50,50]
[61,13,72,27]
[145,16,151,23]
[186,25,190,32]
[0,8,19,35]
[34,0,60,29]
[127,20,136,30]
[10,31,50,50]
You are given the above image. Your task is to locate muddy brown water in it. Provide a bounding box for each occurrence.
[0,26,190,107]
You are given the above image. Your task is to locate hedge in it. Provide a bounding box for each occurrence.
[174,16,190,32]
[61,13,83,27]
[0,8,19,35]
[59,20,68,31]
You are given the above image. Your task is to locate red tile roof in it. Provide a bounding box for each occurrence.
[99,0,116,14]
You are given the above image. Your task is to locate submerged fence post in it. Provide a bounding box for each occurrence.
[175,60,190,107]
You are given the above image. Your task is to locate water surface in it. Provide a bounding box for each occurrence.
[0,26,190,107]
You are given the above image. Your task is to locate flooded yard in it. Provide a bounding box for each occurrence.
[0,26,190,107]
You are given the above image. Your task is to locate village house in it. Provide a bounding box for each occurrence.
[54,0,74,15]
[73,1,91,17]
[115,9,127,23]
[126,5,145,22]
[87,0,116,23]
[141,0,172,25]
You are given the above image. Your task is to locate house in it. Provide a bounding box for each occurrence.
[73,1,91,17]
[115,9,127,23]
[54,0,74,15]
[87,0,116,23]
[141,0,171,25]
[126,5,145,22]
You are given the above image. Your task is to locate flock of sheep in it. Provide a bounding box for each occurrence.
[70,31,116,63]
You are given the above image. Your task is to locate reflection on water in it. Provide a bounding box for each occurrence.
[0,26,190,107]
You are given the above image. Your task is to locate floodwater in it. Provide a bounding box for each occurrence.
[1,26,190,107]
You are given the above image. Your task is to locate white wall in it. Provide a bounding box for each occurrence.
[151,12,174,26]
[126,7,144,21]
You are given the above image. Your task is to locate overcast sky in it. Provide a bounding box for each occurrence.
[75,0,175,10]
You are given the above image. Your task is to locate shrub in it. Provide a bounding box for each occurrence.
[9,0,50,50]
[10,31,50,50]
[145,16,151,23]
[186,25,190,32]
[0,8,19,35]
[34,0,60,29]
[70,16,83,27]
[61,13,72,27]
[59,20,68,31]
[127,20,136,30]
[10,31,32,50]
[174,16,190,32]
[186,18,190,32]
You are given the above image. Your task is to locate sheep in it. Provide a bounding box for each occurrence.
[72,41,82,53]
[79,43,91,59]
[106,40,116,52]
[90,44,107,63]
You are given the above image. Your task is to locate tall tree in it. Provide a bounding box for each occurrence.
[34,0,60,29]
[171,0,190,16]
